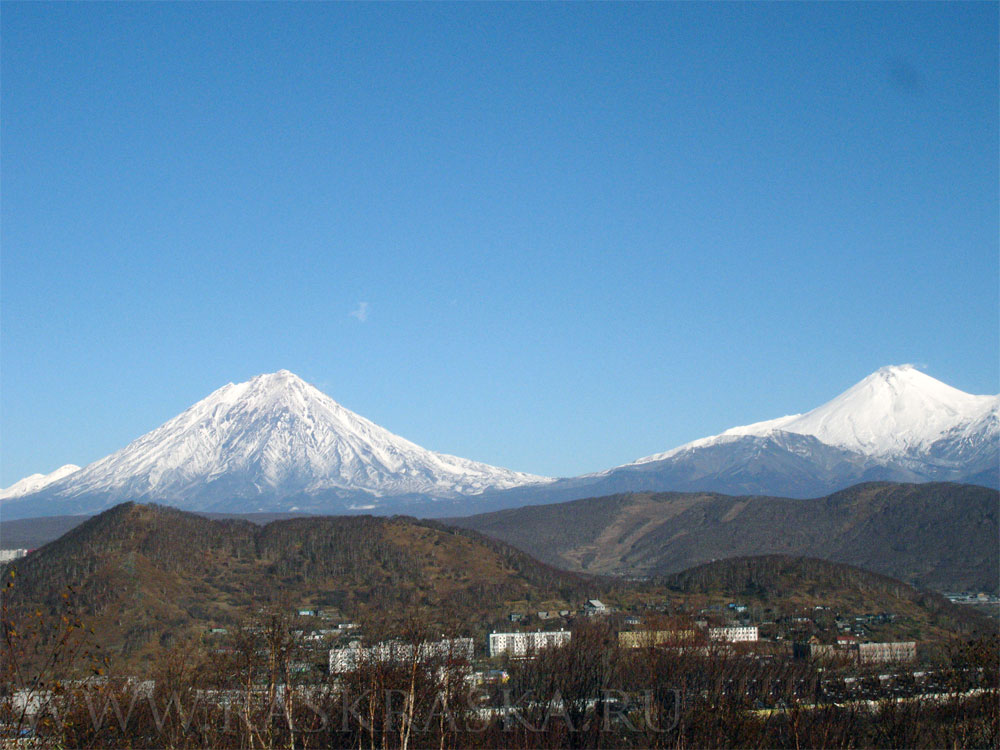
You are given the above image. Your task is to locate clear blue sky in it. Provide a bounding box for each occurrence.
[2,2,997,485]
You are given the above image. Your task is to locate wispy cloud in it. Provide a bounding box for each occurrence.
[349,301,369,323]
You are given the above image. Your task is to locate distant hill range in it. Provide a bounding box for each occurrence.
[449,482,1000,595]
[1,365,996,519]
[3,502,990,672]
[4,481,997,596]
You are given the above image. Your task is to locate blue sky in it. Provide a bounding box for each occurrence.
[2,2,997,485]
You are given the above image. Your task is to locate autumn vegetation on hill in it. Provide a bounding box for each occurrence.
[450,482,1000,593]
[2,503,627,669]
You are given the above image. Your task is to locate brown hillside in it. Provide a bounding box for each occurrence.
[3,503,607,669]
[450,482,1000,593]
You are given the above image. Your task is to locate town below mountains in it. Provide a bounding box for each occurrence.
[0,500,1000,748]
[1,367,996,748]
[3,500,994,674]
[2,496,997,750]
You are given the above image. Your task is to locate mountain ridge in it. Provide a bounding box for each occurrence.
[0,463,82,500]
[2,365,996,519]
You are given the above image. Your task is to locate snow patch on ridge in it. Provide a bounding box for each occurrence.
[0,464,82,500]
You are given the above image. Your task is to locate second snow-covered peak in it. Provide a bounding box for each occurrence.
[779,365,997,455]
[633,365,998,464]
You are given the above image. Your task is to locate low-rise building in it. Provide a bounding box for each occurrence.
[584,600,609,616]
[619,630,697,649]
[488,630,571,658]
[858,641,916,664]
[794,639,916,664]
[708,626,758,643]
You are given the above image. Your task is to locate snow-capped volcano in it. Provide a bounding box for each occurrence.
[633,365,999,465]
[0,371,549,518]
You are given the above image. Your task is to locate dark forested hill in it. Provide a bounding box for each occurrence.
[0,510,329,549]
[449,482,1000,594]
[2,503,609,668]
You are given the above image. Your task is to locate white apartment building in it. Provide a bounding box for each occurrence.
[329,637,474,674]
[0,549,27,563]
[488,630,571,658]
[708,626,759,643]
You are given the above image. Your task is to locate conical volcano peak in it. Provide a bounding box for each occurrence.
[869,363,923,386]
[212,370,342,418]
[876,363,919,375]
[815,363,992,418]
[756,366,996,457]
[0,372,549,517]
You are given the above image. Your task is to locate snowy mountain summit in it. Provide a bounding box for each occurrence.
[0,371,549,518]
[635,365,999,464]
